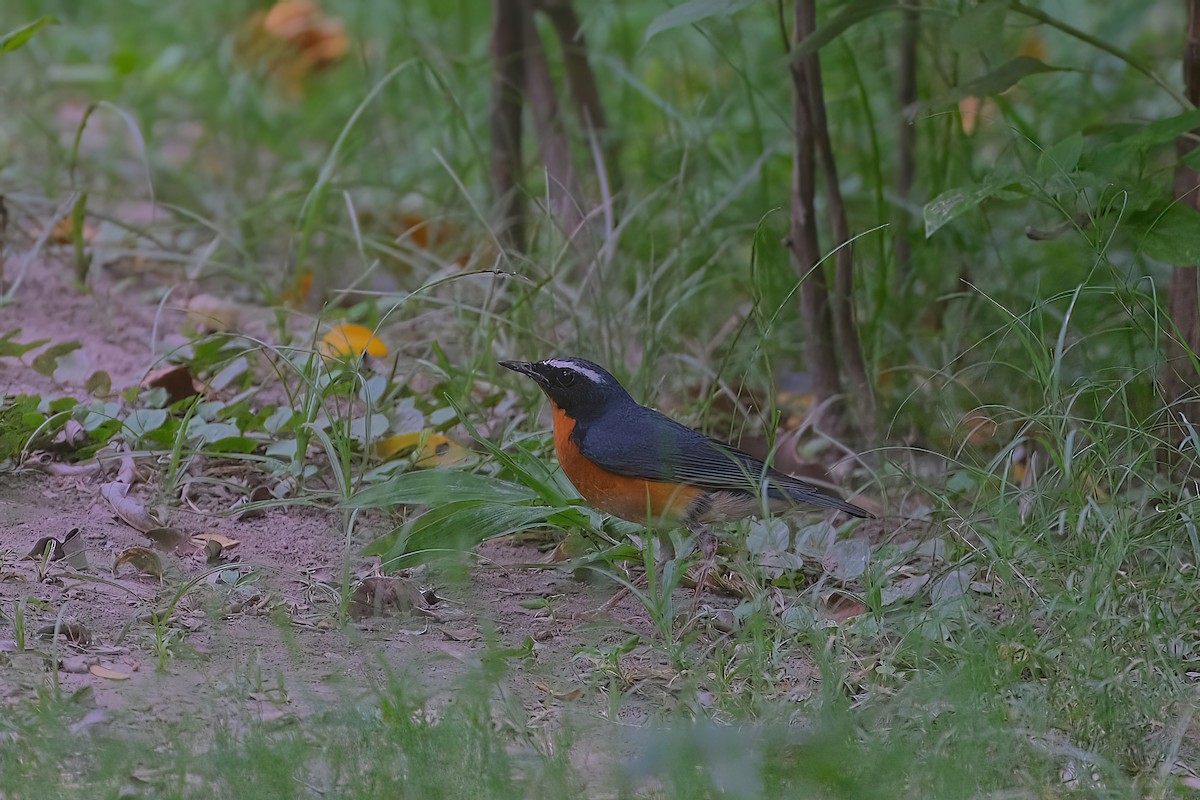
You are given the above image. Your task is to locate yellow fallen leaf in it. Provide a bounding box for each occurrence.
[374,431,471,467]
[90,664,130,680]
[113,547,163,580]
[319,323,388,360]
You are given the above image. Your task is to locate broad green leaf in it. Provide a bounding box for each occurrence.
[792,0,893,59]
[210,356,249,391]
[936,56,1059,107]
[31,341,82,377]
[643,0,752,43]
[930,566,974,605]
[345,469,537,509]
[747,518,790,555]
[948,1,1007,54]
[187,420,241,443]
[1,16,57,53]
[374,500,563,568]
[1036,132,1083,178]
[0,329,48,358]
[822,537,869,581]
[125,408,168,439]
[84,370,111,398]
[1129,203,1200,265]
[1125,108,1200,150]
[924,174,1028,236]
[205,436,257,454]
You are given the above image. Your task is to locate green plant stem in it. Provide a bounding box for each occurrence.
[1008,0,1191,109]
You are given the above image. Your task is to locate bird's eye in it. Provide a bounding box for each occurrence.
[558,369,577,387]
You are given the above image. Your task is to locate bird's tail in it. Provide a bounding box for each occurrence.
[777,484,872,519]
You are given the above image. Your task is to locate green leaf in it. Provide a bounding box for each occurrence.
[84,370,111,398]
[204,436,258,454]
[792,0,893,59]
[124,408,168,439]
[1126,108,1200,150]
[923,176,1027,237]
[345,469,537,510]
[1,16,58,53]
[644,0,753,43]
[1036,132,1083,178]
[375,501,563,569]
[936,56,1059,107]
[0,329,48,358]
[1128,203,1200,265]
[948,1,1008,54]
[31,341,82,377]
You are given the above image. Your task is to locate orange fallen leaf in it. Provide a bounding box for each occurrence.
[280,268,314,307]
[319,323,388,360]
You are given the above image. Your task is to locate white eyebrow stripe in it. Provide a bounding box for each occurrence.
[544,359,603,383]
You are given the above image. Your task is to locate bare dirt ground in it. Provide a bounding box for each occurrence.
[0,258,759,781]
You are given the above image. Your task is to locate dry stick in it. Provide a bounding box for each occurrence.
[537,0,620,196]
[1164,0,1200,462]
[788,0,843,425]
[489,0,527,253]
[894,0,918,283]
[520,0,587,242]
[800,0,875,436]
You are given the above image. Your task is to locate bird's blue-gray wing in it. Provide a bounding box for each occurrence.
[574,407,868,518]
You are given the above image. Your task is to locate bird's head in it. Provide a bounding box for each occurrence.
[499,357,631,420]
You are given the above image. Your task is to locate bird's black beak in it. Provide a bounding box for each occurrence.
[499,360,549,387]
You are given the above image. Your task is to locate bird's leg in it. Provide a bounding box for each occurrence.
[687,521,719,613]
[573,532,670,621]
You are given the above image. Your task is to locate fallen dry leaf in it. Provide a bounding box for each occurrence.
[89,664,130,681]
[25,528,87,570]
[142,365,202,405]
[37,621,92,645]
[320,323,388,360]
[185,293,239,333]
[191,533,241,549]
[112,547,163,580]
[25,536,64,561]
[100,482,164,533]
[373,431,472,467]
[349,576,423,620]
[143,527,186,550]
[820,590,868,623]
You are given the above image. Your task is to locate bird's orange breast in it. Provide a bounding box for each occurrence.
[550,403,699,526]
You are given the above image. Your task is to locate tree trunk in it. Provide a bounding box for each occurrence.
[894,0,918,282]
[800,2,874,434]
[788,0,843,420]
[489,0,526,252]
[1165,0,1200,450]
[537,0,619,194]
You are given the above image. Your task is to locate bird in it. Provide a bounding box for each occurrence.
[500,357,870,608]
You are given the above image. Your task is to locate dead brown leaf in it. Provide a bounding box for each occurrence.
[349,576,424,620]
[820,590,867,623]
[142,365,202,405]
[37,621,92,645]
[143,527,186,550]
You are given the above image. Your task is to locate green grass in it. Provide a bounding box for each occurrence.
[5,0,1200,796]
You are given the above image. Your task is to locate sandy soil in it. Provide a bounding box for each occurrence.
[0,258,761,784]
